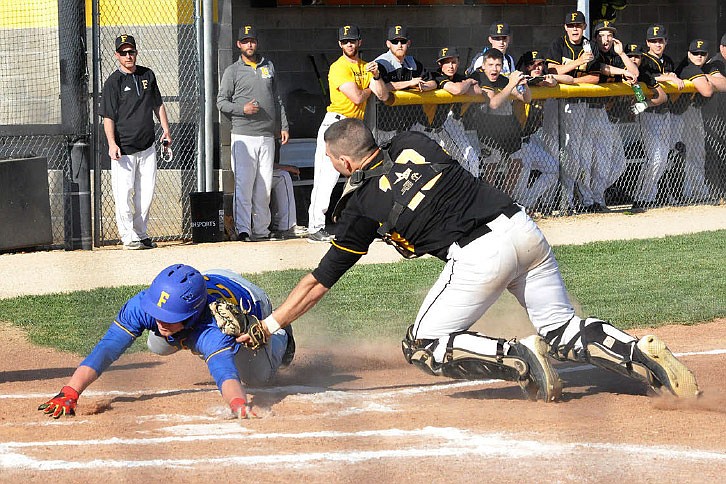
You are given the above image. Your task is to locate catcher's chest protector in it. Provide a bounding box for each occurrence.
[334,148,449,258]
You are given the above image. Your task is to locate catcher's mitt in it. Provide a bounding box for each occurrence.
[209,300,270,349]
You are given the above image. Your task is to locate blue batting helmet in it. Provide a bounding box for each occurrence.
[141,264,207,323]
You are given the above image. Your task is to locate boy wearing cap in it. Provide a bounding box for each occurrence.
[631,24,683,212]
[427,47,482,176]
[306,24,388,242]
[470,48,531,192]
[670,39,715,202]
[584,21,640,212]
[100,34,171,250]
[511,51,573,213]
[546,11,601,213]
[217,25,290,242]
[466,21,517,78]
[374,25,436,92]
[702,35,726,198]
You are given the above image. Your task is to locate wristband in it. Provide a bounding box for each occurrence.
[265,315,281,335]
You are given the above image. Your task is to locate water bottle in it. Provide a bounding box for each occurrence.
[582,39,591,54]
[632,83,647,103]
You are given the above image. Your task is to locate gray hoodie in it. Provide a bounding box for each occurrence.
[217,56,288,137]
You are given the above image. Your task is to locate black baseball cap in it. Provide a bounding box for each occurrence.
[689,39,709,54]
[437,46,459,63]
[516,50,545,70]
[387,25,408,41]
[565,11,586,25]
[489,21,511,37]
[238,25,258,41]
[593,20,617,34]
[338,24,361,41]
[115,34,136,52]
[646,24,667,40]
[625,43,644,56]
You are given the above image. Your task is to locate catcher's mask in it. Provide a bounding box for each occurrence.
[141,264,207,324]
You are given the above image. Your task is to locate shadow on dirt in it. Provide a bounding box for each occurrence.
[0,361,164,384]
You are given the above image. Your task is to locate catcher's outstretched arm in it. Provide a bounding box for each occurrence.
[236,273,328,345]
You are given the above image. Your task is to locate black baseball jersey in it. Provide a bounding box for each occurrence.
[375,52,429,84]
[426,71,473,124]
[639,52,675,114]
[546,36,600,79]
[705,54,726,76]
[311,131,516,288]
[672,60,709,113]
[100,65,163,155]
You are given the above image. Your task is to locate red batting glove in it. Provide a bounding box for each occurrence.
[230,397,257,419]
[38,386,79,418]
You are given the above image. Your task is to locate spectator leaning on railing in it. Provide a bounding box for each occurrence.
[631,24,682,213]
[585,21,640,213]
[469,48,531,195]
[546,10,601,214]
[511,50,574,214]
[671,39,715,203]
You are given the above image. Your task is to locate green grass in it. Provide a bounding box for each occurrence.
[0,230,723,355]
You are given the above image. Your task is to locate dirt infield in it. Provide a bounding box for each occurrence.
[1,205,725,481]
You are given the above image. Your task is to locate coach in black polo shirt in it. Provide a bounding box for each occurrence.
[100,34,171,250]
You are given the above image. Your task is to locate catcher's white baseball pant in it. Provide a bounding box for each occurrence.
[231,133,275,238]
[412,207,575,355]
[635,111,672,203]
[270,169,297,231]
[671,106,711,200]
[308,112,345,233]
[111,145,156,245]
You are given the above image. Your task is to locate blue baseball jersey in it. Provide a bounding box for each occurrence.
[80,271,272,390]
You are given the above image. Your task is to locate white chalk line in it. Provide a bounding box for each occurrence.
[1,426,724,471]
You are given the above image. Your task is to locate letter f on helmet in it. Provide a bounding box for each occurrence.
[157,291,170,308]
[141,264,208,324]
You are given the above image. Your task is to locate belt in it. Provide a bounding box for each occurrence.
[458,203,521,248]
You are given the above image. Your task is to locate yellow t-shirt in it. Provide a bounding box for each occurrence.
[327,55,372,119]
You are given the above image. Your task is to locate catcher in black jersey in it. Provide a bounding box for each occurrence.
[237,118,701,403]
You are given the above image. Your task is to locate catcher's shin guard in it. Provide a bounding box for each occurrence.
[544,317,700,398]
[402,326,559,401]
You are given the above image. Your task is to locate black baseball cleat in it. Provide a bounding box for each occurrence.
[280,325,296,368]
[510,335,562,402]
[633,335,701,398]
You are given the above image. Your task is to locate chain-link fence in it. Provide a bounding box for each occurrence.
[94,0,202,246]
[369,83,726,215]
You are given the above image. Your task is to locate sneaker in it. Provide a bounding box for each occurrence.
[634,335,701,398]
[307,229,334,243]
[269,229,298,240]
[237,232,252,242]
[123,240,145,250]
[140,238,157,249]
[510,335,562,402]
[292,225,309,237]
